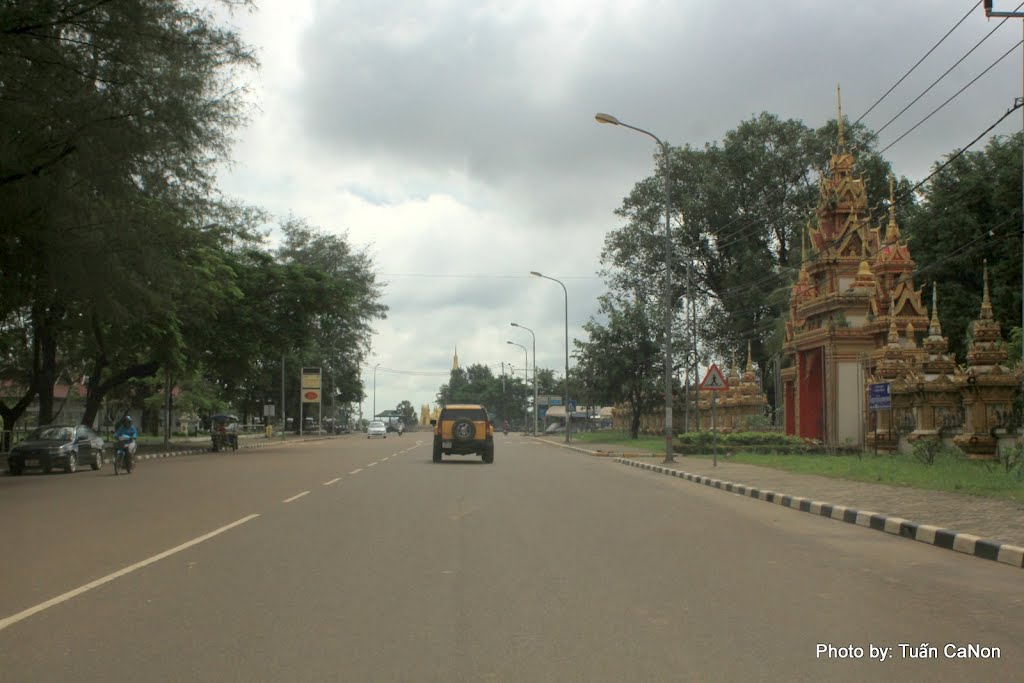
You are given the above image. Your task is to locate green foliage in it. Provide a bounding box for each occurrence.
[910,438,963,466]
[999,444,1024,480]
[672,430,819,455]
[602,112,903,376]
[436,363,531,423]
[903,133,1023,362]
[573,292,661,438]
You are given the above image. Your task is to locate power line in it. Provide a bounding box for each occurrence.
[855,1,982,125]
[879,39,1023,154]
[871,3,1022,138]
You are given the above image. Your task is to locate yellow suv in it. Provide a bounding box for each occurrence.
[431,404,494,463]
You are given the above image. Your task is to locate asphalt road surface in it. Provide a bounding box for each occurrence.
[1,434,1021,682]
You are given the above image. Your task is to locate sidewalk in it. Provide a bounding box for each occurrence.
[534,436,1024,569]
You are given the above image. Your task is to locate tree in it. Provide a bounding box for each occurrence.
[601,112,908,384]
[396,400,417,426]
[573,293,661,438]
[902,133,1022,361]
[0,1,258,430]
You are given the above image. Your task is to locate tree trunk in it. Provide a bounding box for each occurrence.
[80,359,161,427]
[0,391,36,451]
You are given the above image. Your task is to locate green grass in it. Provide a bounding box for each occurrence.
[565,431,1024,503]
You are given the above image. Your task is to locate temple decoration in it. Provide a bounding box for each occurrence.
[952,262,1021,458]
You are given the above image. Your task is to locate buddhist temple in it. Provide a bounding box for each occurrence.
[781,88,1019,455]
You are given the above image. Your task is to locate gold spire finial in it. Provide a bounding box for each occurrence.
[887,295,899,345]
[885,175,901,244]
[746,340,753,373]
[453,346,460,371]
[981,260,993,320]
[929,282,942,336]
[837,84,845,153]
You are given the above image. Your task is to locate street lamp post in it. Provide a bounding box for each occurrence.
[530,271,571,443]
[372,363,380,419]
[511,322,538,435]
[595,112,676,463]
[507,341,528,432]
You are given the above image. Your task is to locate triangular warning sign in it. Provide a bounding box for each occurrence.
[700,363,728,391]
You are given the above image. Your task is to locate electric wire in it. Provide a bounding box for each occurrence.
[871,2,1022,138]
[855,1,982,125]
[879,38,1023,154]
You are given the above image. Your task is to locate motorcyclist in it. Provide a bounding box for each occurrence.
[502,420,510,435]
[114,415,138,458]
[396,421,404,436]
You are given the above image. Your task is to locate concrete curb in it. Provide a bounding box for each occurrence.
[529,437,1024,570]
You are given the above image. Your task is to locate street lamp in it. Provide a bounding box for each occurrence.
[372,363,380,419]
[530,271,571,443]
[595,112,676,463]
[511,322,538,436]
[507,341,528,432]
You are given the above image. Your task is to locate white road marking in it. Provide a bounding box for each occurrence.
[283,491,310,503]
[349,468,363,475]
[322,478,341,486]
[0,514,260,633]
[367,462,378,467]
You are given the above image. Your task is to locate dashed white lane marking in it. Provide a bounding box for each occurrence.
[349,468,363,475]
[322,478,341,486]
[367,462,378,467]
[0,514,260,633]
[283,491,310,503]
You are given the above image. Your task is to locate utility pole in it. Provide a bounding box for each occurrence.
[983,2,1024,427]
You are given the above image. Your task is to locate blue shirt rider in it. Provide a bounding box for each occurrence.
[114,416,139,456]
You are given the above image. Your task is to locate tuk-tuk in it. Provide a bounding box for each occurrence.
[211,414,239,452]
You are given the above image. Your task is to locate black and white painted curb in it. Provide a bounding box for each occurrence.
[618,458,1024,570]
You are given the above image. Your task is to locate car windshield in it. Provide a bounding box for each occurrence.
[443,408,487,421]
[369,421,385,428]
[27,426,73,442]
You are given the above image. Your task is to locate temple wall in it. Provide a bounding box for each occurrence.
[836,361,863,447]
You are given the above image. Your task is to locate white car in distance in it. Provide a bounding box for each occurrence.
[366,421,387,438]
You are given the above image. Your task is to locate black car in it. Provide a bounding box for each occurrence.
[7,425,105,475]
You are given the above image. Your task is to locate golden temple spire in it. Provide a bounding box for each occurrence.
[887,295,899,346]
[746,340,753,373]
[452,346,460,371]
[885,175,901,244]
[836,83,845,153]
[929,282,942,336]
[981,260,993,320]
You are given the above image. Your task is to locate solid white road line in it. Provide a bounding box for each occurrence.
[322,478,341,486]
[349,468,363,475]
[283,491,310,503]
[0,514,260,633]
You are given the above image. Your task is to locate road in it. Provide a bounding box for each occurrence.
[0,434,1021,682]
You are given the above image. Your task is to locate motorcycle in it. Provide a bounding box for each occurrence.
[114,435,135,475]
[210,414,240,452]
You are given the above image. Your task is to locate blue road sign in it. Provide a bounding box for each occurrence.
[869,382,891,410]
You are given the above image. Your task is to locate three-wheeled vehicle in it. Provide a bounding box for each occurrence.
[211,414,239,452]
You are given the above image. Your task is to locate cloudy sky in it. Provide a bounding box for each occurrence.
[216,0,1022,420]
